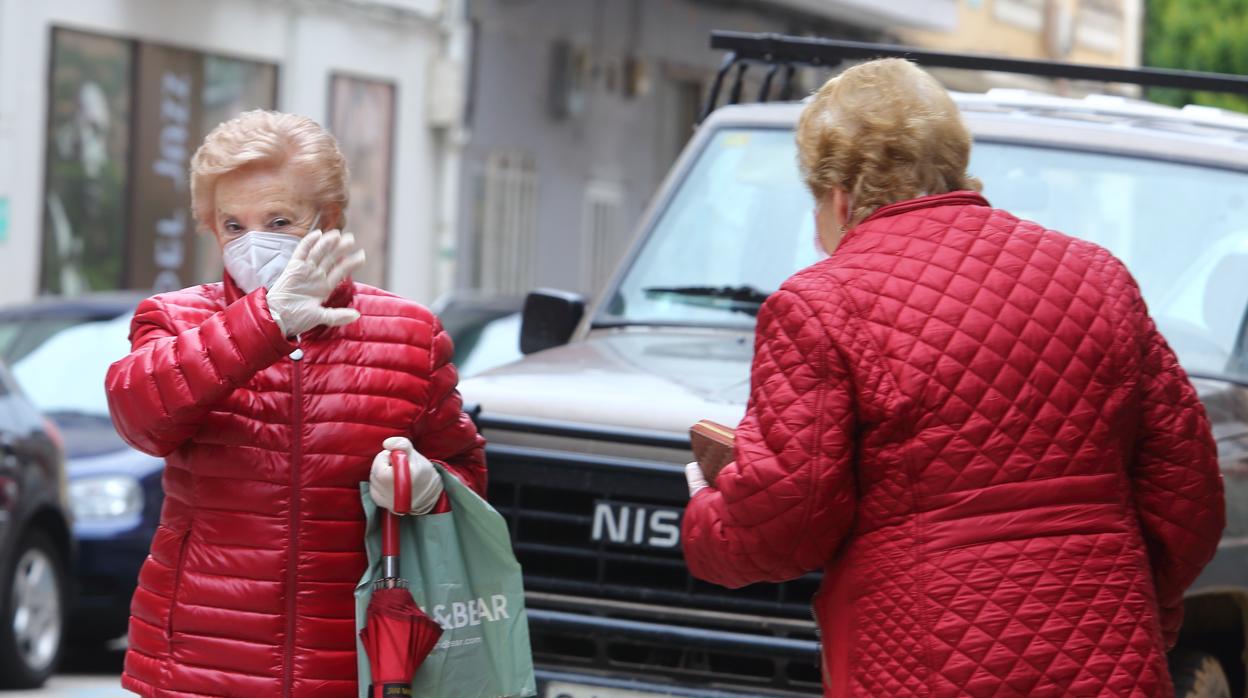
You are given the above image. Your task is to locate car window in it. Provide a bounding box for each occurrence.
[0,317,88,365]
[456,313,522,377]
[599,126,1248,383]
[8,313,134,418]
[602,129,819,328]
[0,324,19,361]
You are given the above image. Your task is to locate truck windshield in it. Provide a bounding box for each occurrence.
[599,126,1248,384]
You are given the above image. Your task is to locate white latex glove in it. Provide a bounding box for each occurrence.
[685,461,709,497]
[369,436,444,515]
[268,229,366,337]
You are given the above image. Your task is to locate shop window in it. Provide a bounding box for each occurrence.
[42,30,133,296]
[42,28,277,296]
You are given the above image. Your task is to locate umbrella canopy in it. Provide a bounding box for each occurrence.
[360,588,443,697]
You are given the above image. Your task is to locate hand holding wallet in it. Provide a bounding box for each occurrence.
[689,419,736,487]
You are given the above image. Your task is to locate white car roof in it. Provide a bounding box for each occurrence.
[702,90,1248,170]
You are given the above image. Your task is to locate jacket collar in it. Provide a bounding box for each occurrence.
[840,190,990,247]
[861,190,990,225]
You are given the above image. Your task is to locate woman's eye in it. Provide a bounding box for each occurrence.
[225,222,243,233]
[271,218,292,229]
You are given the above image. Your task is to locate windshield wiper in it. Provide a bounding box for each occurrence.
[642,285,772,317]
[44,409,113,422]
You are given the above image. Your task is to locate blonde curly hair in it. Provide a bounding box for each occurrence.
[796,58,980,226]
[190,110,349,233]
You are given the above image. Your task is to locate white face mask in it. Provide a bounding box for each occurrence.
[222,231,301,293]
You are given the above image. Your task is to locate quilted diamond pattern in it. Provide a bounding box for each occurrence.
[682,192,1225,697]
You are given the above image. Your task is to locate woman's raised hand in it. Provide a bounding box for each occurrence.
[268,229,366,337]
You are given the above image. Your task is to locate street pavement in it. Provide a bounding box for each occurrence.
[3,675,126,698]
[4,642,127,698]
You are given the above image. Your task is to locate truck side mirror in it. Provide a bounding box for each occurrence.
[520,289,586,355]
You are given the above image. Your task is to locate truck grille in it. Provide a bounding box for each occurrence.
[490,479,820,618]
[484,438,823,695]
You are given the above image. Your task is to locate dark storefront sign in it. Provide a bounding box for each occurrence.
[128,44,203,293]
[42,28,277,296]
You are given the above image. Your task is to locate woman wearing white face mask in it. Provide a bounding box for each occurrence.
[105,110,487,697]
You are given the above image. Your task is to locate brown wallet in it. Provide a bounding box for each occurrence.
[689,419,736,486]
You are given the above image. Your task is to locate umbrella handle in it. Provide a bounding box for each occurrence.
[391,449,412,515]
[381,449,412,559]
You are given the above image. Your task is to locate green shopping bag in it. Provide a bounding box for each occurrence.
[355,465,536,698]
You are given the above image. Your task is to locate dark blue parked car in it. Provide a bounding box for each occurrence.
[0,294,161,645]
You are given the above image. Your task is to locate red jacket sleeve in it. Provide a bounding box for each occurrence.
[105,291,295,457]
[414,317,487,498]
[682,289,856,588]
[1127,288,1224,647]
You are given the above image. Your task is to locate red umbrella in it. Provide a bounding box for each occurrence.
[360,450,443,698]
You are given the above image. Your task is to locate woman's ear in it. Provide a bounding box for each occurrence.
[832,188,852,229]
[318,203,343,232]
[815,190,844,254]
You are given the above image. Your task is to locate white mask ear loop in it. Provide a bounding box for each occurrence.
[307,210,322,235]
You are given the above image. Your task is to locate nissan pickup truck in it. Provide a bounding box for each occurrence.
[461,35,1248,698]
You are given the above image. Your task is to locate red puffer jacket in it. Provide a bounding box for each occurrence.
[106,277,485,697]
[682,191,1225,697]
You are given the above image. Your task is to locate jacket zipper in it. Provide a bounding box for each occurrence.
[283,342,304,698]
[166,531,192,638]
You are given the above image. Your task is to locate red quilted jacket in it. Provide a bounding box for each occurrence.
[682,191,1225,697]
[105,277,486,697]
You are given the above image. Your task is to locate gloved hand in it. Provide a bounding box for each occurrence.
[369,436,444,515]
[268,229,366,337]
[685,461,709,497]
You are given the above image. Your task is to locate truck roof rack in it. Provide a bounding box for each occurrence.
[701,31,1248,123]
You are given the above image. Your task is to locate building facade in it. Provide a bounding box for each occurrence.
[903,0,1145,90]
[0,0,468,306]
[454,0,957,299]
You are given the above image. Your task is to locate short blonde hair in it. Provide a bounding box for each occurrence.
[190,110,349,232]
[796,58,980,225]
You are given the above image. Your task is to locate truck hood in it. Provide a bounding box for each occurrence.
[459,329,752,435]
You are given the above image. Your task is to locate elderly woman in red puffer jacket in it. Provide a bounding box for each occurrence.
[106,110,485,697]
[681,59,1225,697]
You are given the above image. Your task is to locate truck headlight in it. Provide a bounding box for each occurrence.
[69,475,144,521]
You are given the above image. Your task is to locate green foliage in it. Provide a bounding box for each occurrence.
[1144,0,1248,113]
